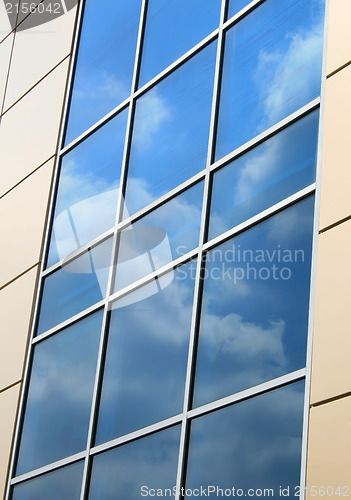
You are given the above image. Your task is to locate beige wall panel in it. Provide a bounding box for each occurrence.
[4,8,76,110]
[0,33,13,110]
[0,2,12,41]
[0,58,68,197]
[326,0,351,76]
[310,220,351,404]
[0,384,20,499]
[306,398,351,496]
[319,65,351,230]
[0,159,53,287]
[0,267,38,391]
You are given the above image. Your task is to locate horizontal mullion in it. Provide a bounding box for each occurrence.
[204,184,316,252]
[11,451,86,486]
[224,0,266,32]
[91,414,183,457]
[32,300,106,345]
[210,98,320,175]
[188,369,306,420]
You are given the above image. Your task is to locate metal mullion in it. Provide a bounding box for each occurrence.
[108,248,198,306]
[187,369,306,421]
[91,414,183,457]
[10,451,86,486]
[203,184,316,252]
[32,300,106,346]
[59,97,131,157]
[3,3,85,499]
[209,98,320,175]
[41,227,115,278]
[175,1,228,499]
[78,2,149,499]
[299,1,330,498]
[223,0,266,32]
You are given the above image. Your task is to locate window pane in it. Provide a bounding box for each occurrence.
[216,0,325,160]
[115,183,203,292]
[16,312,102,475]
[227,0,252,19]
[96,262,196,444]
[139,0,221,87]
[89,426,180,500]
[64,0,142,144]
[12,461,84,500]
[47,110,128,268]
[125,42,217,216]
[209,110,319,240]
[186,381,305,497]
[37,238,112,335]
[193,197,314,408]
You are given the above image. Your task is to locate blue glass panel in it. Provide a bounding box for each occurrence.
[16,312,102,475]
[47,109,128,268]
[216,0,325,160]
[209,110,319,240]
[11,461,84,500]
[115,183,203,292]
[64,0,142,144]
[96,262,196,444]
[139,0,221,87]
[186,381,305,498]
[125,42,217,216]
[193,197,314,407]
[89,426,180,500]
[227,0,253,19]
[37,238,112,335]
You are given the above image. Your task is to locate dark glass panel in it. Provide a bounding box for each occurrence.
[125,41,217,216]
[64,0,142,144]
[48,109,128,268]
[37,238,112,335]
[89,426,180,500]
[115,183,203,292]
[16,312,102,475]
[194,197,314,407]
[96,262,196,444]
[216,0,325,160]
[186,382,305,498]
[11,461,84,500]
[209,110,319,240]
[139,0,221,87]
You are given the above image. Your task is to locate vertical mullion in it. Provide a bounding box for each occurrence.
[3,1,86,499]
[174,1,228,498]
[79,1,149,499]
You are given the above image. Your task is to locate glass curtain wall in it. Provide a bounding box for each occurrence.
[7,0,325,498]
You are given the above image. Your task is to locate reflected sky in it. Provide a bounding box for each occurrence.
[89,426,180,500]
[96,262,196,444]
[64,0,142,144]
[193,197,314,408]
[216,0,325,160]
[37,238,112,335]
[115,183,203,292]
[124,41,217,216]
[139,0,221,87]
[12,461,84,500]
[186,381,305,498]
[16,312,102,476]
[47,109,128,268]
[209,110,319,240]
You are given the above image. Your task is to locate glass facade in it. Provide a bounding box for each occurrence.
[8,0,325,498]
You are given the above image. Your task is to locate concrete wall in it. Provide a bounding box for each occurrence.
[306,0,351,494]
[0,3,77,496]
